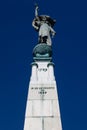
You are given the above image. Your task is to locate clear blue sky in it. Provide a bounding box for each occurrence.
[0,0,87,130]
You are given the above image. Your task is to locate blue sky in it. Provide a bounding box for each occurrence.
[0,0,87,130]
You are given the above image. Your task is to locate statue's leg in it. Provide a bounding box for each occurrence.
[38,36,44,43]
[43,36,48,43]
[40,36,44,43]
[41,37,43,43]
[38,36,47,43]
[47,36,52,46]
[38,36,41,43]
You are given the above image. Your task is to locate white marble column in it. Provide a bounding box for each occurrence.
[31,62,38,81]
[48,62,55,81]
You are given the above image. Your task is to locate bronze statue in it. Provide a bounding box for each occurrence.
[32,4,56,46]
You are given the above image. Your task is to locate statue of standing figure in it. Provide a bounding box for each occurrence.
[32,5,56,46]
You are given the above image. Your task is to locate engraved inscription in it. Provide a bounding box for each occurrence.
[31,87,55,90]
[38,68,47,72]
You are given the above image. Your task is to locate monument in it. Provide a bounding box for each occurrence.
[23,5,62,130]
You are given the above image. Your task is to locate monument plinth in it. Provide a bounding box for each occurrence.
[23,5,62,130]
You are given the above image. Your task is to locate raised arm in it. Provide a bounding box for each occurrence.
[35,4,39,17]
[32,19,39,31]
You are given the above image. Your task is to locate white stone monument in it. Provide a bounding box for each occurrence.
[23,5,62,130]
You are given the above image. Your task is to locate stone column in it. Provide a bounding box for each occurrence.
[31,62,38,81]
[48,62,55,81]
